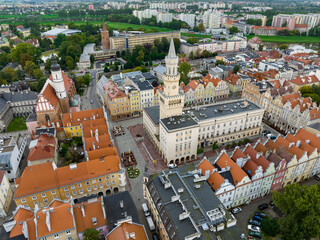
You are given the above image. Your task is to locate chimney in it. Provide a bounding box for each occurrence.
[95,129,99,143]
[81,205,85,217]
[92,142,96,150]
[46,211,51,232]
[129,232,136,239]
[296,140,301,147]
[305,139,310,144]
[120,200,124,209]
[90,130,93,137]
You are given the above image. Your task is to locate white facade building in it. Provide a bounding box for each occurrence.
[0,135,28,180]
[203,9,222,29]
[0,171,13,217]
[157,12,173,23]
[179,13,196,28]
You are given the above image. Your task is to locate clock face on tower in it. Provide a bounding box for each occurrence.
[172,85,176,89]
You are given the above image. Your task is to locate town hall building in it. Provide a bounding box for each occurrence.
[143,39,265,166]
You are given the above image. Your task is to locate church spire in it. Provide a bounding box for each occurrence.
[102,20,107,31]
[168,38,176,58]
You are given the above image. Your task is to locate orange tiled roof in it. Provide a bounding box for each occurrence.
[87,147,118,160]
[295,24,308,28]
[62,108,104,127]
[180,82,190,93]
[36,201,75,238]
[243,159,259,177]
[187,80,200,90]
[106,222,148,240]
[9,208,34,238]
[27,134,56,162]
[225,74,240,85]
[290,75,319,86]
[295,129,320,150]
[216,152,247,185]
[275,136,305,159]
[309,107,320,120]
[231,148,246,160]
[15,156,121,199]
[202,74,223,87]
[84,135,112,152]
[285,133,315,156]
[104,80,127,100]
[255,142,268,155]
[281,92,300,104]
[74,198,106,233]
[249,36,262,44]
[244,145,270,172]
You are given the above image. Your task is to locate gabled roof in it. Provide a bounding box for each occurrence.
[106,222,148,240]
[8,207,34,239]
[215,152,248,185]
[290,74,319,86]
[244,145,270,172]
[198,159,224,191]
[62,108,104,127]
[36,202,75,238]
[74,198,106,233]
[295,129,320,150]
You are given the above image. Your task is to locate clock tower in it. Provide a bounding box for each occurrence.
[159,38,185,119]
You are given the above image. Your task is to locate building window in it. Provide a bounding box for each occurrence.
[21,198,27,203]
[92,179,97,184]
[112,180,116,184]
[54,233,59,239]
[42,193,46,197]
[88,187,91,192]
[78,184,82,188]
[107,182,110,186]
[32,196,37,200]
[66,193,70,197]
[98,178,102,182]
[43,199,48,204]
[99,183,103,188]
[66,230,71,235]
[111,175,115,179]
[105,176,109,180]
[71,185,75,190]
[79,189,84,194]
[86,182,90,185]
[64,187,69,192]
[72,191,77,196]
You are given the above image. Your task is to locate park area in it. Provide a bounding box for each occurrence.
[6,117,27,132]
[246,35,320,43]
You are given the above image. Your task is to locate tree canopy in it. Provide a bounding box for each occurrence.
[273,183,320,240]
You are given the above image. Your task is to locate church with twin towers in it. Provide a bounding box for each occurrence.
[143,38,265,166]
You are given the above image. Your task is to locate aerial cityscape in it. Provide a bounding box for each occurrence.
[0,0,319,239]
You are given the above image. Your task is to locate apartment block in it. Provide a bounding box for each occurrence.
[0,171,13,217]
[109,31,180,50]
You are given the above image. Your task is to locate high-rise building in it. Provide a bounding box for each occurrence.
[203,9,222,29]
[179,13,196,28]
[101,20,110,50]
[156,12,173,23]
[271,14,296,30]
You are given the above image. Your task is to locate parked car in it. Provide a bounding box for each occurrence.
[142,203,150,217]
[254,211,266,218]
[269,201,275,206]
[248,224,260,232]
[267,134,277,140]
[249,231,262,239]
[231,207,242,214]
[253,215,263,222]
[315,174,320,181]
[262,130,271,136]
[168,163,177,169]
[258,203,269,210]
[248,219,261,227]
[152,233,159,240]
[90,99,94,104]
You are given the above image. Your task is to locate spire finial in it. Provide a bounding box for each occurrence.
[168,38,176,58]
[102,20,107,31]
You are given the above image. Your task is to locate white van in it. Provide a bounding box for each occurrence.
[142,203,150,217]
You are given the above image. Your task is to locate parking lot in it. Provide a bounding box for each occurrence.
[233,177,319,237]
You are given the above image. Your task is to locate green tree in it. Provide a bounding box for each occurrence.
[83,228,101,240]
[189,51,195,60]
[261,217,280,237]
[266,17,273,26]
[273,183,320,240]
[216,60,225,65]
[54,33,67,48]
[0,52,8,69]
[33,69,44,80]
[104,66,110,72]
[10,43,36,64]
[229,26,239,35]
[0,67,15,83]
[173,38,181,53]
[65,56,75,71]
[187,37,198,44]
[279,44,289,50]
[233,65,240,74]
[45,58,52,73]
[198,22,205,32]
[178,62,191,84]
[24,61,37,77]
[258,44,264,51]
[36,77,46,92]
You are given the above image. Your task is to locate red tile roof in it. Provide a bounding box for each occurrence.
[27,134,56,162]
[290,75,319,86]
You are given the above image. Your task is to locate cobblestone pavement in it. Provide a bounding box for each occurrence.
[109,117,153,238]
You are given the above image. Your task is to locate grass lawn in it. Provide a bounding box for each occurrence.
[127,166,140,178]
[6,117,27,132]
[181,32,211,38]
[246,35,320,43]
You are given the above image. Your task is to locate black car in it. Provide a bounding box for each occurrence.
[255,211,266,218]
[248,219,261,227]
[152,233,159,240]
[315,175,320,181]
[258,203,268,210]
